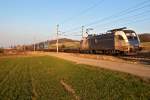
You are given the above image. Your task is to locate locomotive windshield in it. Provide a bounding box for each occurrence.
[124,30,140,47]
[124,30,138,40]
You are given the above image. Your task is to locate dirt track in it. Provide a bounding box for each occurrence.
[43,52,150,79]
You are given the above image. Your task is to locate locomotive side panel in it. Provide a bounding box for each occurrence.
[100,34,115,50]
[83,34,115,51]
[91,34,115,50]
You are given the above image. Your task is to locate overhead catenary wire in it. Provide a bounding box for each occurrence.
[63,0,150,35]
[62,34,82,36]
[60,31,81,36]
[98,16,150,33]
[64,14,150,37]
[61,0,105,25]
[85,2,150,27]
[121,16,150,27]
[93,9,150,30]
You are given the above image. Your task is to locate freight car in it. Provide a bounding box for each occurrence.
[80,27,142,54]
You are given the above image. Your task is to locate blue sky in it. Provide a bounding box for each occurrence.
[0,0,150,47]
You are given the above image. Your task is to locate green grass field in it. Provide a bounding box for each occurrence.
[0,56,150,100]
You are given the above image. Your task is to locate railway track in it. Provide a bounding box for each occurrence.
[118,55,150,65]
[68,52,150,65]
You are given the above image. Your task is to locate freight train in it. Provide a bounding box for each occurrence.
[80,27,142,55]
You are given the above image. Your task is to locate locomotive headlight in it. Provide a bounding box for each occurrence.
[134,44,139,47]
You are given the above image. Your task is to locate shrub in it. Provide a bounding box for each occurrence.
[0,48,4,53]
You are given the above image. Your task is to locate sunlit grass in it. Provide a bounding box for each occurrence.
[0,56,149,100]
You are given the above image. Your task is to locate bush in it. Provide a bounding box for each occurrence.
[139,33,150,42]
[0,48,4,53]
[61,44,66,49]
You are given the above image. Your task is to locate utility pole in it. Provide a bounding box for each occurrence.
[23,44,25,52]
[34,37,36,52]
[34,43,35,52]
[82,26,84,38]
[56,24,59,53]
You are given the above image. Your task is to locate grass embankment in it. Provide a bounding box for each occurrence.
[0,56,150,100]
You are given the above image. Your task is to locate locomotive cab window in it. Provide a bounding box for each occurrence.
[124,30,138,40]
[126,32,137,40]
[118,35,124,40]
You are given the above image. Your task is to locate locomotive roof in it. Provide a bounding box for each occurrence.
[123,30,135,33]
[87,33,113,39]
[85,28,136,39]
[107,27,127,32]
[108,27,135,33]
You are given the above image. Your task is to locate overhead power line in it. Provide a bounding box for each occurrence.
[61,31,81,36]
[93,9,150,29]
[121,16,150,27]
[63,0,150,34]
[85,2,150,27]
[61,0,105,25]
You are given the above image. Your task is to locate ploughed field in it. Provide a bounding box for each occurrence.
[0,56,150,100]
